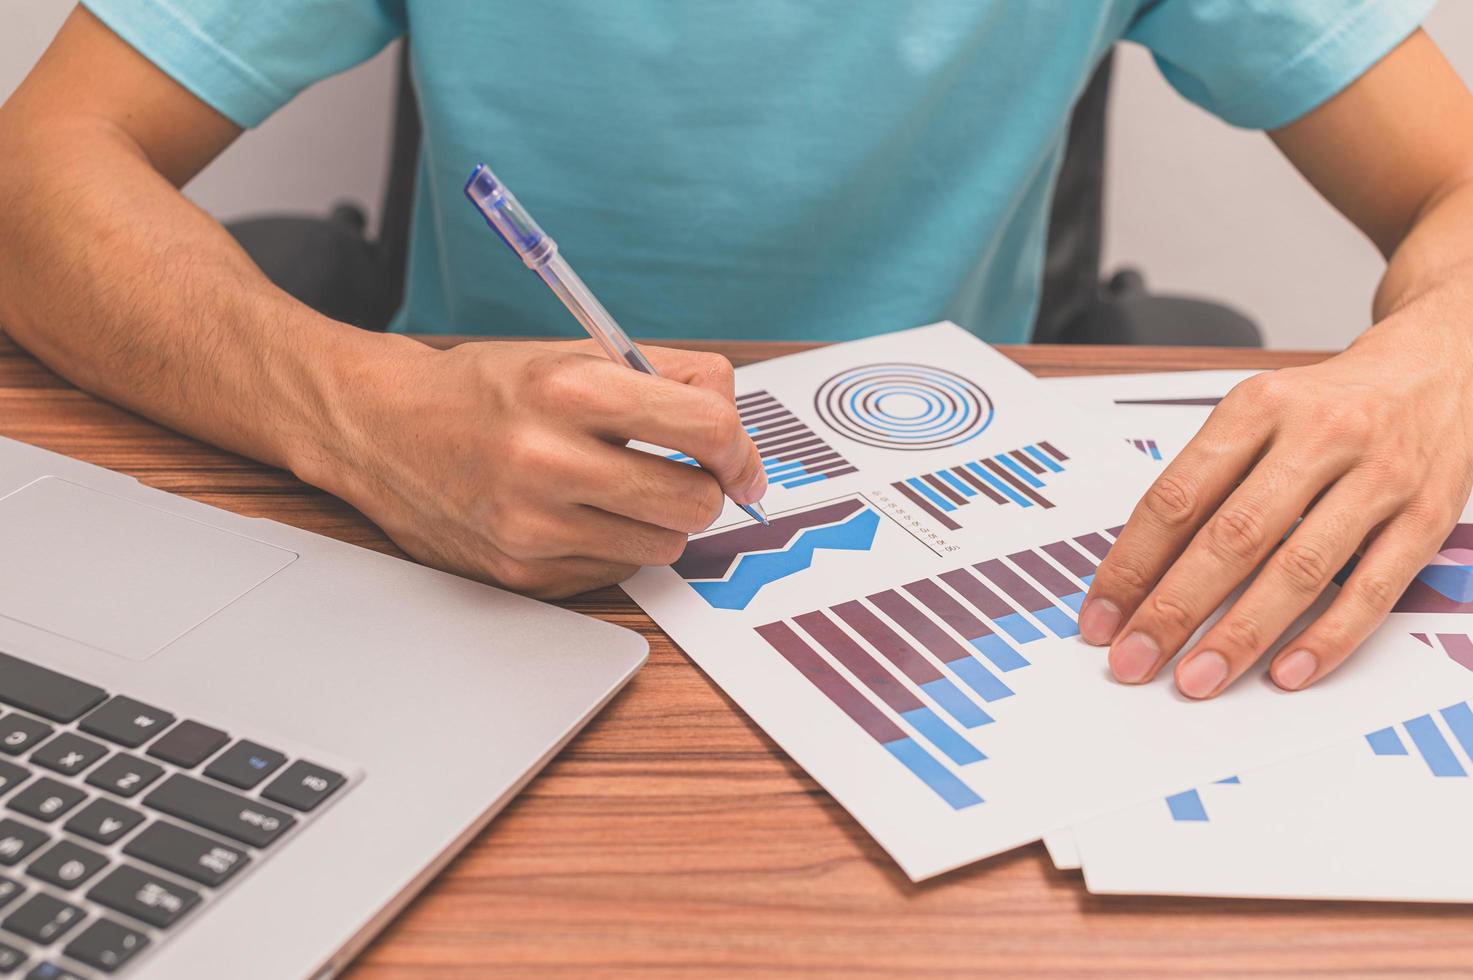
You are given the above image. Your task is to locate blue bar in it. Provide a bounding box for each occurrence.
[964,463,1031,508]
[1057,590,1086,613]
[1149,444,1163,461]
[1404,714,1467,777]
[938,469,977,497]
[1081,574,1095,586]
[947,657,1014,702]
[1365,727,1408,755]
[667,452,695,464]
[996,454,1044,487]
[907,478,955,512]
[763,460,807,478]
[901,707,985,765]
[969,633,1029,672]
[783,473,830,488]
[1166,789,1208,822]
[1033,606,1079,638]
[920,678,993,728]
[745,425,761,435]
[1439,702,1473,764]
[993,611,1045,644]
[1214,775,1241,785]
[883,738,983,810]
[1024,444,1065,473]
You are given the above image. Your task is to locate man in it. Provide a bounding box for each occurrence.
[1,2,1471,703]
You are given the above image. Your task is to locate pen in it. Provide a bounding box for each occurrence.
[463,163,769,526]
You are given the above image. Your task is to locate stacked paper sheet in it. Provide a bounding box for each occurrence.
[622,325,1473,889]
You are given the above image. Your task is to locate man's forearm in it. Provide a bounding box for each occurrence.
[1373,175,1473,324]
[0,110,414,485]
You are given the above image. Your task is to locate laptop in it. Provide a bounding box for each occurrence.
[0,434,648,978]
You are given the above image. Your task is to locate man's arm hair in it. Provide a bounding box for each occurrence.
[0,7,416,482]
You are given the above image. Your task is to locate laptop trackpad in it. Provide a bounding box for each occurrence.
[0,476,297,661]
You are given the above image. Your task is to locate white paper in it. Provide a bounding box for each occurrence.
[1045,369,1473,901]
[623,326,1469,880]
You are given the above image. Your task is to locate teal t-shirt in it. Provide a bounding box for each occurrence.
[84,0,1430,342]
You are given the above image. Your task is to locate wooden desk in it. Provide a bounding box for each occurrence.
[3,333,1468,977]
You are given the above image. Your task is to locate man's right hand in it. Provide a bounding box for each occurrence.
[302,338,768,598]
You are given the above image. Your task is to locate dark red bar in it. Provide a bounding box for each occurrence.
[975,559,1053,614]
[735,390,775,408]
[868,590,973,665]
[772,441,827,463]
[756,622,905,745]
[923,473,967,507]
[1039,441,1069,462]
[1106,525,1125,537]
[1074,532,1114,560]
[939,569,1015,620]
[1009,450,1045,474]
[806,458,859,476]
[750,422,807,444]
[981,459,1052,509]
[794,612,924,714]
[1114,397,1222,407]
[904,579,991,641]
[831,601,944,684]
[1007,550,1080,600]
[1042,540,1098,580]
[742,407,787,427]
[826,466,860,478]
[893,482,962,531]
[953,467,1009,504]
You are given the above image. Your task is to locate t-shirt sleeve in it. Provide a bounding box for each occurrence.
[1124,0,1436,130]
[81,0,406,128]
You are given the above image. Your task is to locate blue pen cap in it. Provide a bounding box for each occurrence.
[463,164,556,268]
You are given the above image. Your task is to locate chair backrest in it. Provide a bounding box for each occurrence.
[371,45,1113,340]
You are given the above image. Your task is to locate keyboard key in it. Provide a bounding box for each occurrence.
[79,697,175,749]
[0,762,31,798]
[8,779,84,824]
[146,720,227,769]
[25,965,82,980]
[262,759,345,812]
[203,740,285,789]
[0,653,105,724]
[88,865,198,929]
[28,840,108,890]
[0,717,51,758]
[84,754,164,799]
[3,892,84,944]
[0,877,24,911]
[143,774,295,848]
[124,821,248,887]
[63,799,143,847]
[63,917,149,974]
[0,819,48,866]
[0,941,21,975]
[30,733,106,777]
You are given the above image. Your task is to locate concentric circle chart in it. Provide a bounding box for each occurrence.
[813,363,994,450]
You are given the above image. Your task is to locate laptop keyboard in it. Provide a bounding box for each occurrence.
[0,651,351,977]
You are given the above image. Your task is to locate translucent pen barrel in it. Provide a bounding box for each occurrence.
[535,254,656,373]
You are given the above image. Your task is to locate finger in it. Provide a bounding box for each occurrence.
[640,346,737,401]
[1105,447,1349,685]
[1080,385,1276,647]
[547,359,766,503]
[496,556,640,600]
[1169,472,1403,698]
[1266,503,1453,692]
[566,439,729,533]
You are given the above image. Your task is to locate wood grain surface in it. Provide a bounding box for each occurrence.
[4,331,1467,978]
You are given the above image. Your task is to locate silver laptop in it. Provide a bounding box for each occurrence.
[0,434,647,978]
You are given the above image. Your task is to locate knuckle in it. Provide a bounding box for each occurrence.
[1309,399,1373,441]
[682,479,726,532]
[693,394,743,457]
[1145,590,1197,634]
[1352,572,1400,611]
[1275,539,1334,594]
[649,531,689,566]
[1204,506,1265,563]
[1142,475,1199,528]
[1100,553,1155,595]
[495,508,551,559]
[697,351,735,387]
[1235,371,1285,406]
[1219,614,1263,653]
[1312,619,1356,655]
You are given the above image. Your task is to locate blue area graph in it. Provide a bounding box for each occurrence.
[679,504,879,610]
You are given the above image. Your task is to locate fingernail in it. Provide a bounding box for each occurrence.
[1079,598,1122,645]
[1178,651,1229,699]
[1109,631,1160,683]
[1274,649,1318,690]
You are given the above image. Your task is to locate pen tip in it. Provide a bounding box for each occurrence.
[745,500,770,525]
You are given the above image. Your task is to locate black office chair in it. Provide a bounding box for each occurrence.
[227,47,1261,347]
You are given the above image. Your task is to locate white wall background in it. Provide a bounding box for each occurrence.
[5,2,1471,349]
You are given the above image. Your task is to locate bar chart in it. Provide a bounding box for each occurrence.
[754,528,1119,807]
[1366,702,1473,778]
[1411,631,1473,672]
[1165,776,1241,823]
[674,499,879,610]
[1392,524,1473,613]
[666,390,858,491]
[1128,438,1163,460]
[889,441,1070,531]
